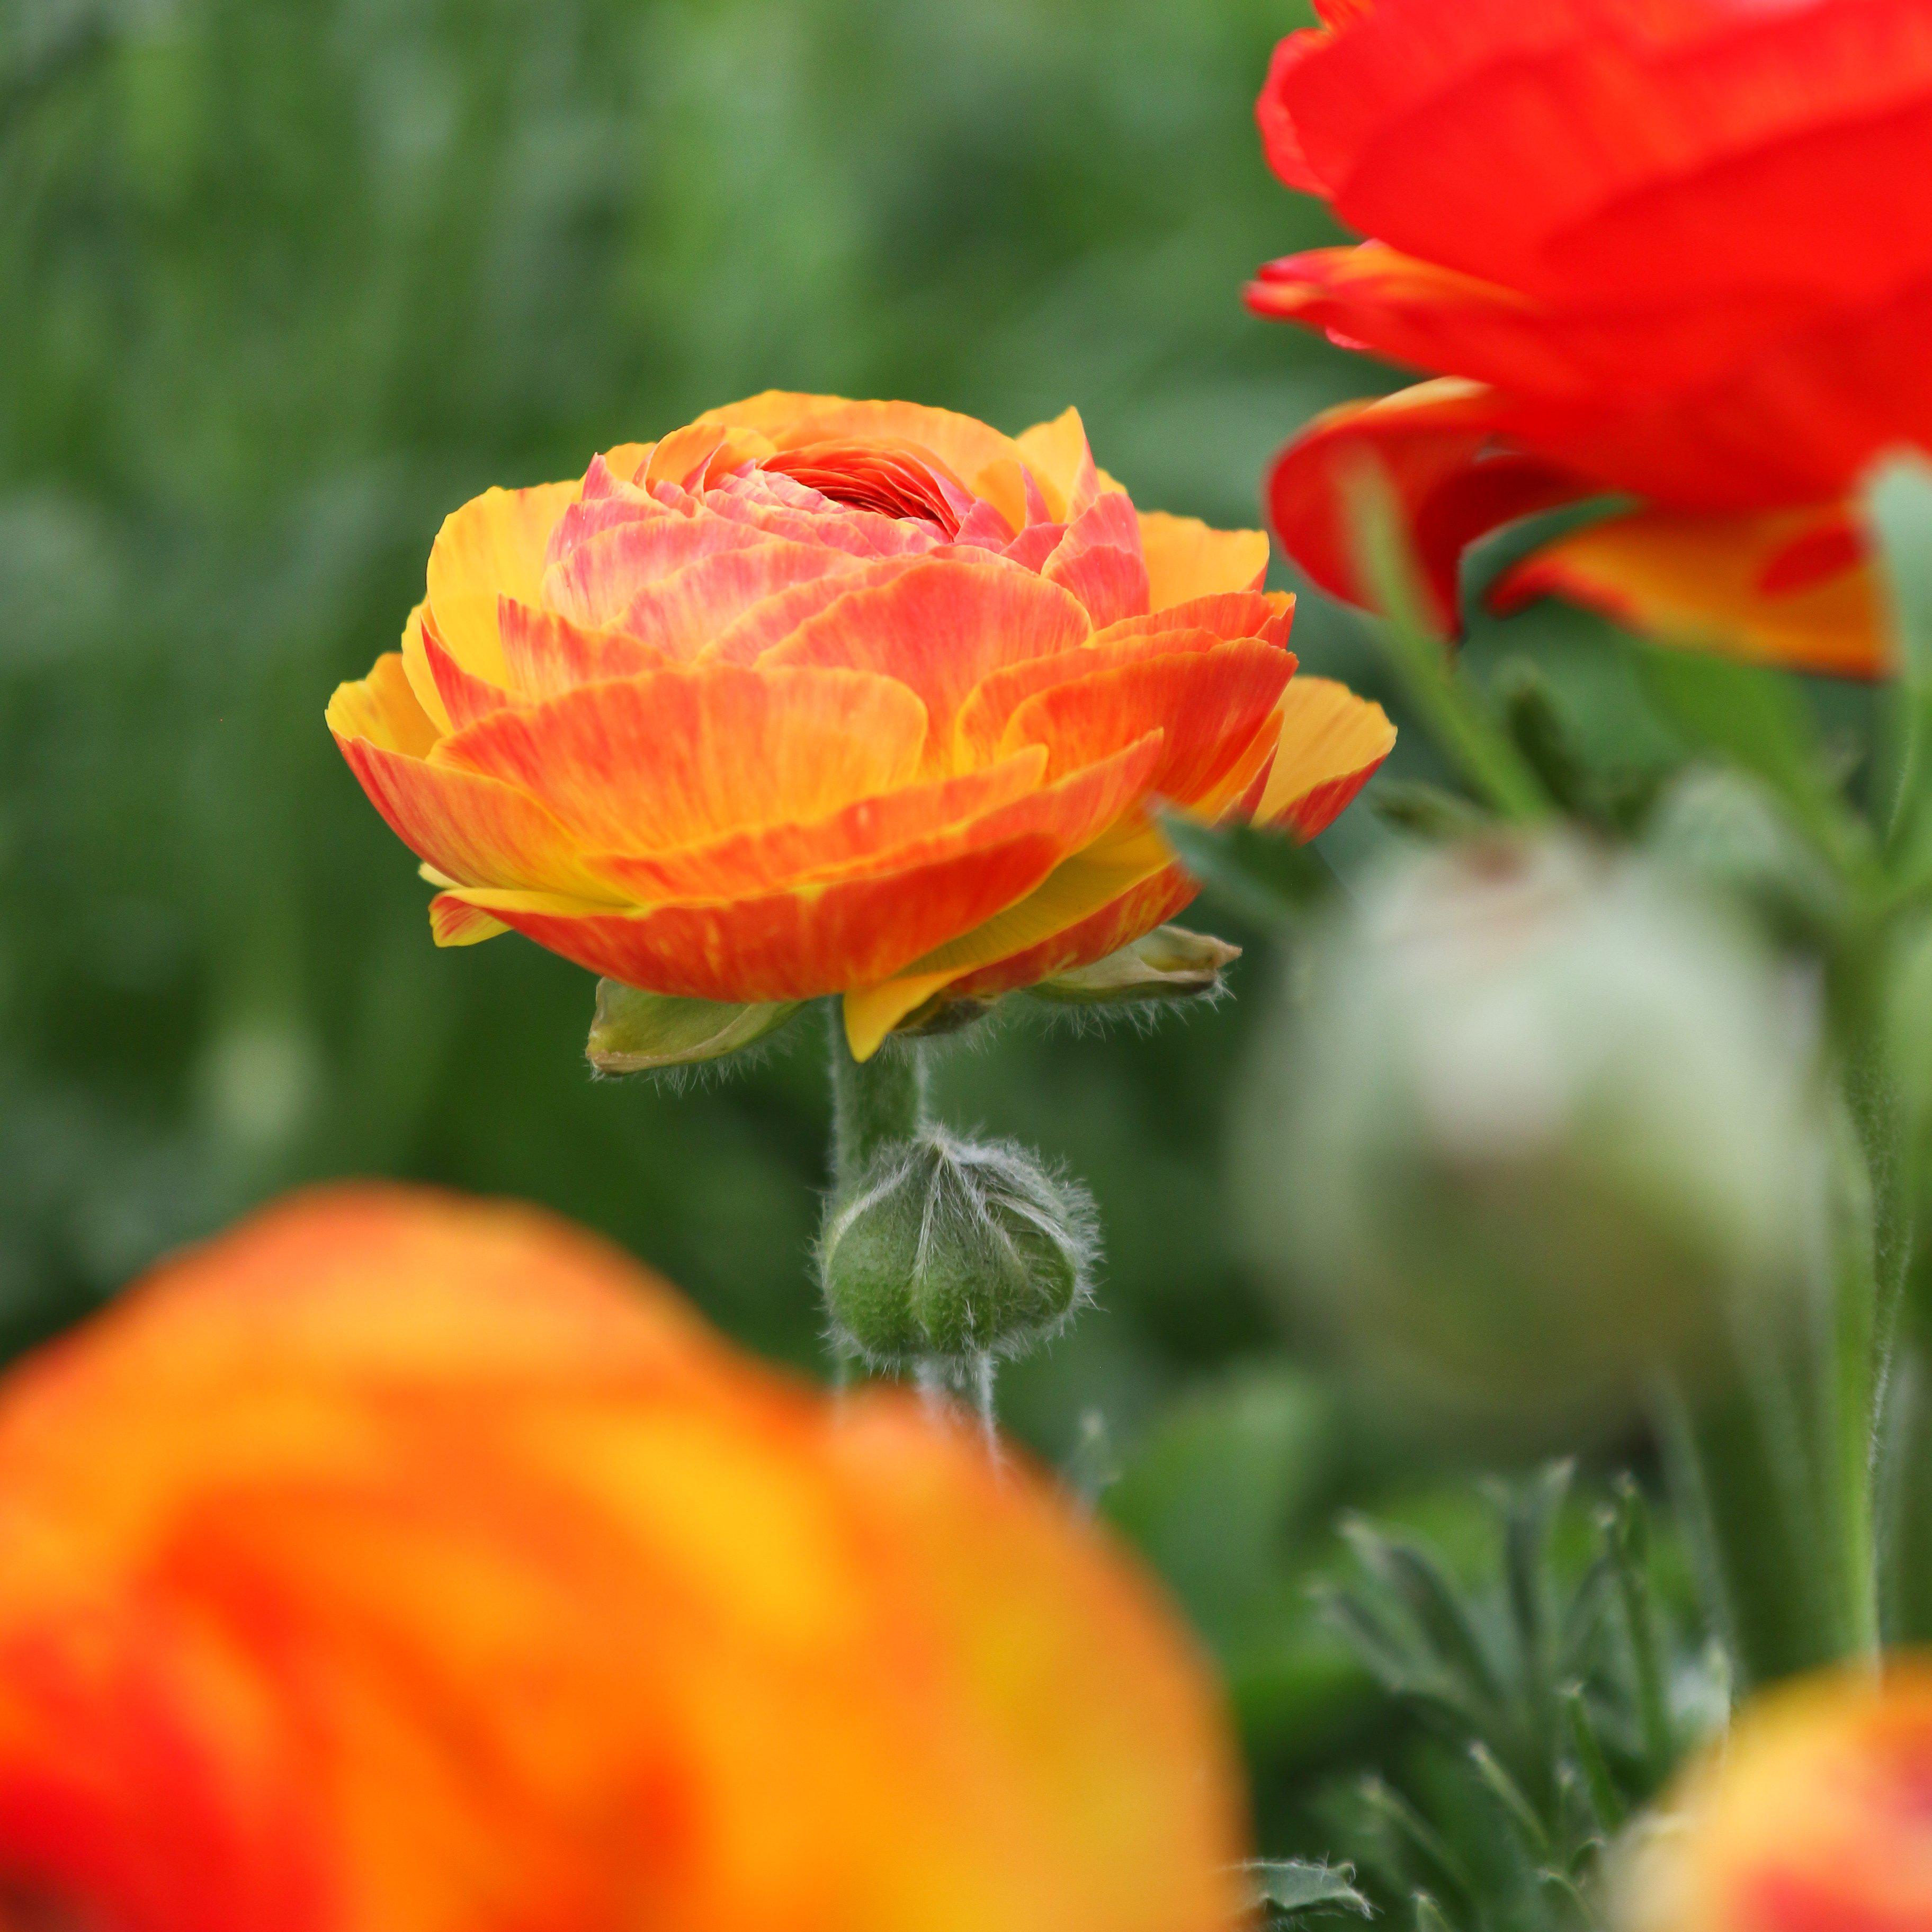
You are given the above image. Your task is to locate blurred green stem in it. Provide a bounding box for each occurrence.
[825,1002,927,1193]
[1347,462,1551,823]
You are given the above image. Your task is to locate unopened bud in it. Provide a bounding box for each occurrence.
[1237,831,1827,1438]
[819,1129,1097,1367]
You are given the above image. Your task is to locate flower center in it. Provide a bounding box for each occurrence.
[761,439,970,536]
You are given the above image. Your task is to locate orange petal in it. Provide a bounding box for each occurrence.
[954,630,1227,770]
[1256,675,1398,837]
[1043,491,1152,629]
[600,540,872,661]
[849,819,1182,1040]
[433,664,928,853]
[425,478,582,684]
[1138,511,1271,610]
[1493,501,1886,679]
[333,735,614,897]
[447,832,1068,1001]
[498,598,670,699]
[429,893,511,945]
[763,399,1030,503]
[543,514,773,632]
[0,1184,1248,1932]
[943,865,1205,1007]
[1266,377,1591,634]
[586,753,1050,901]
[706,556,922,665]
[326,650,441,758]
[1093,592,1294,650]
[998,641,1294,804]
[1014,408,1093,522]
[421,621,511,729]
[760,558,1091,774]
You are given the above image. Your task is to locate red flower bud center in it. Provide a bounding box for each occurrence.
[761,439,970,536]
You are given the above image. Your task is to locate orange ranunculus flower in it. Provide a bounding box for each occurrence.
[1249,0,1931,676]
[328,394,1393,1057]
[1622,1660,1932,1932]
[0,1185,1249,1932]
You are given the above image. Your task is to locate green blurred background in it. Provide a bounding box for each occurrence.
[3,0,1654,1840]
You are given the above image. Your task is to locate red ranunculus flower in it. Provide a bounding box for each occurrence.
[1249,0,1932,675]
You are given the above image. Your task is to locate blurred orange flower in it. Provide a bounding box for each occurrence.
[1249,0,1931,675]
[328,393,1392,1057]
[0,1186,1249,1932]
[1624,1660,1932,1932]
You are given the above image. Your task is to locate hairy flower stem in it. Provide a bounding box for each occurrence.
[825,1000,928,1194]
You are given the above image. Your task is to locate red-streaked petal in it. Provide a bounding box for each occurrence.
[584,753,1050,901]
[760,558,1092,774]
[422,623,512,729]
[332,737,612,897]
[1493,502,1886,679]
[953,630,1228,771]
[705,557,922,665]
[1092,593,1294,649]
[606,541,871,661]
[1256,676,1399,837]
[1043,491,1151,629]
[498,600,671,699]
[1137,512,1271,610]
[443,835,1067,1003]
[1266,378,1593,633]
[544,515,771,632]
[433,665,929,852]
[998,642,1294,804]
[944,866,1205,1006]
[425,479,582,684]
[326,651,441,758]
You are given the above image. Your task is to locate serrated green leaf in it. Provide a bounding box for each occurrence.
[1027,923,1239,1005]
[1246,1860,1373,1921]
[1157,811,1336,926]
[586,983,803,1075]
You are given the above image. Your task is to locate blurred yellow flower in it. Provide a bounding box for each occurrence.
[1624,1660,1932,1932]
[0,1185,1248,1932]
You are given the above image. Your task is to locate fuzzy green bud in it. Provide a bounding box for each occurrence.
[819,1129,1097,1368]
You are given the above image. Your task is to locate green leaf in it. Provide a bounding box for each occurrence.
[586,983,803,1075]
[1870,455,1932,687]
[1157,812,1336,927]
[1027,923,1240,1005]
[1246,1861,1373,1922]
[1635,650,1871,882]
[1372,780,1492,842]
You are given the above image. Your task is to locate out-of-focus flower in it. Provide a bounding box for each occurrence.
[1249,0,1932,674]
[328,395,1393,1058]
[1236,833,1823,1436]
[1621,1660,1932,1932]
[0,1185,1248,1932]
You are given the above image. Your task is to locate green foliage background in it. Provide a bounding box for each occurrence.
[2,0,1624,1848]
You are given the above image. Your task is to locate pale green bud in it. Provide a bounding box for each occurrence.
[1236,832,1827,1437]
[819,1129,1097,1367]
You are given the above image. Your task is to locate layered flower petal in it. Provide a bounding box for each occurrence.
[0,1184,1249,1932]
[334,396,1387,1047]
[433,665,928,854]
[1252,0,1932,671]
[1625,1661,1932,1932]
[1493,503,1886,678]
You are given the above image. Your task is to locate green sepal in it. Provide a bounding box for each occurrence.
[1246,1861,1372,1925]
[586,981,803,1075]
[1158,811,1336,927]
[1026,923,1240,1005]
